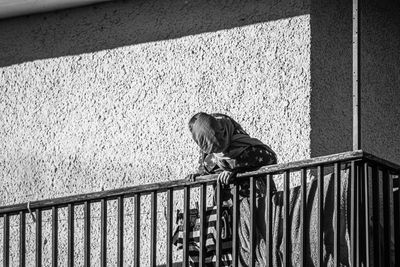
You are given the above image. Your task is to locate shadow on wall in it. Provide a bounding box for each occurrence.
[309,0,400,164]
[1,0,399,162]
[309,0,353,157]
[358,0,400,164]
[0,0,309,68]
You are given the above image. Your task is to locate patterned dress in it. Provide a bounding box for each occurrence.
[200,145,277,267]
[173,145,277,266]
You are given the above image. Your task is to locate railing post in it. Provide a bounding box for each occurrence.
[396,171,400,267]
[250,177,256,267]
[100,199,107,267]
[52,207,58,267]
[150,192,157,267]
[216,182,222,267]
[266,174,273,267]
[382,169,394,266]
[117,196,124,267]
[183,187,190,266]
[333,163,340,267]
[371,165,382,266]
[283,171,290,267]
[20,211,26,267]
[134,194,141,267]
[166,189,173,267]
[36,209,42,267]
[84,201,90,267]
[357,162,365,266]
[350,162,358,267]
[363,162,372,267]
[199,184,207,267]
[68,204,74,267]
[317,165,324,267]
[3,214,9,267]
[300,168,307,267]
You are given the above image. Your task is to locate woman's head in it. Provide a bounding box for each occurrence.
[188,112,229,154]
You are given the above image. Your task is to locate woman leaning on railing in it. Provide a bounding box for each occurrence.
[184,112,277,266]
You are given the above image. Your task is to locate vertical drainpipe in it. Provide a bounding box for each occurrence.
[352,2,361,267]
[353,0,361,150]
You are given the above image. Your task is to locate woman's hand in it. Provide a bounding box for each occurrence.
[218,171,236,185]
[186,173,200,182]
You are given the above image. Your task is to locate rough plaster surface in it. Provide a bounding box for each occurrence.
[1,0,400,265]
[360,1,400,165]
[309,0,353,157]
[0,15,311,205]
[0,0,311,265]
[309,0,400,164]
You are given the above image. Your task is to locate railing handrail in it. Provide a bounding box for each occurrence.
[0,150,398,215]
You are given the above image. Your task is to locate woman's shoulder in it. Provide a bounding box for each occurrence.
[210,113,246,133]
[210,113,231,120]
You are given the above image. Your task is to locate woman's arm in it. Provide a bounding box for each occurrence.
[186,152,223,181]
[219,146,277,185]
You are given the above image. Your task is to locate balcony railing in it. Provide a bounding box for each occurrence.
[0,150,399,266]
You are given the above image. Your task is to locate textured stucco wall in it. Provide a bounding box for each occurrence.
[0,0,311,265]
[360,0,400,165]
[309,0,353,157]
[310,0,400,164]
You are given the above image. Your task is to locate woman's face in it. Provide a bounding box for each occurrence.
[209,130,226,153]
[193,128,227,154]
[190,113,229,154]
[193,133,221,154]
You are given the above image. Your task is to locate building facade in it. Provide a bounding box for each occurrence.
[0,0,399,265]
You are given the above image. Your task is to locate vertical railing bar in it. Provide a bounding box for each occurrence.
[52,207,58,267]
[317,165,324,267]
[397,171,400,267]
[68,204,74,267]
[101,199,107,267]
[364,163,372,267]
[36,209,42,267]
[350,161,357,267]
[117,196,124,267]
[354,163,363,266]
[356,163,362,267]
[216,182,222,267]
[388,170,395,267]
[300,168,307,267]
[183,187,190,266]
[283,171,290,267]
[200,184,207,267]
[334,163,340,267]
[20,211,26,267]
[250,176,256,267]
[166,189,173,267]
[378,168,384,267]
[232,183,239,267]
[388,171,396,266]
[134,194,141,267]
[371,165,381,267]
[266,174,273,267]
[3,214,9,267]
[382,168,393,266]
[150,192,157,267]
[84,201,90,267]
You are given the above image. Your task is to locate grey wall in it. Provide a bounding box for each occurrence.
[360,0,400,164]
[310,0,353,157]
[310,0,400,164]
[0,0,399,265]
[0,0,311,265]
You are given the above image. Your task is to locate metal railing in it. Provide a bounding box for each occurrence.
[0,150,399,266]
